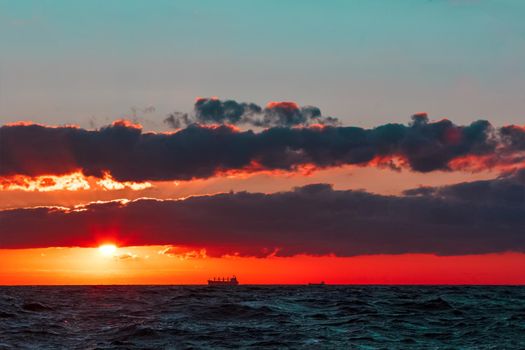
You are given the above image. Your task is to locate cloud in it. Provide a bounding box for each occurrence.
[114,252,140,261]
[164,98,340,127]
[194,98,262,125]
[3,114,523,182]
[404,168,525,205]
[158,246,207,259]
[1,174,524,256]
[0,172,152,192]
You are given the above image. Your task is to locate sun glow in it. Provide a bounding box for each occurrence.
[98,244,117,256]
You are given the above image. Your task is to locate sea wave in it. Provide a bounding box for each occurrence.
[0,286,524,349]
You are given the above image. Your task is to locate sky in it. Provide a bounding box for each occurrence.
[2,0,525,127]
[1,0,525,284]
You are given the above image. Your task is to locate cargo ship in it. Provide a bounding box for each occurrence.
[308,281,326,286]
[208,276,239,286]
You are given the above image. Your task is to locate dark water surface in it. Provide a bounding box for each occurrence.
[0,286,524,349]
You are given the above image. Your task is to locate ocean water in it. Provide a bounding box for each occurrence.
[0,286,524,349]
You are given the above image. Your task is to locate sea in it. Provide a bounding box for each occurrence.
[0,286,524,349]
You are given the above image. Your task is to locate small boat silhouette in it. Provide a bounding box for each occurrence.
[208,276,239,286]
[308,281,326,286]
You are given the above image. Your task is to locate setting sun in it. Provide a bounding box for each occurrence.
[98,244,117,256]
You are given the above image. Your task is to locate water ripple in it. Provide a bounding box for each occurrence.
[0,286,524,349]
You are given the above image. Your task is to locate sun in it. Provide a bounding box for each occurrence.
[98,244,117,256]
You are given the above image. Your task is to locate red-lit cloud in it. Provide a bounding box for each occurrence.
[2,113,524,183]
[0,172,151,192]
[1,171,524,255]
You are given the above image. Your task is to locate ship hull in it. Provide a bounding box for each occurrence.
[207,281,239,286]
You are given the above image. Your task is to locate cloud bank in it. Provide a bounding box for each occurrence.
[2,114,524,182]
[1,170,524,256]
[164,98,340,128]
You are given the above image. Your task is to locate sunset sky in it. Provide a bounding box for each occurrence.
[1,0,525,285]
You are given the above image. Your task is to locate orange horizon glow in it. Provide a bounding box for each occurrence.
[1,246,524,285]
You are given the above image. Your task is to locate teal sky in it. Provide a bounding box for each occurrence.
[1,0,524,128]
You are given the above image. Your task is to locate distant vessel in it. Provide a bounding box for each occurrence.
[208,276,239,286]
[308,281,326,286]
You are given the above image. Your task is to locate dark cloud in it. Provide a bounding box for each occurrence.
[194,98,262,125]
[2,115,517,182]
[164,112,191,129]
[254,101,340,127]
[164,98,340,127]
[500,125,525,151]
[1,177,524,255]
[404,168,525,205]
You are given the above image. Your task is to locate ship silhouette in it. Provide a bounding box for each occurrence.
[207,275,239,286]
[308,281,326,286]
